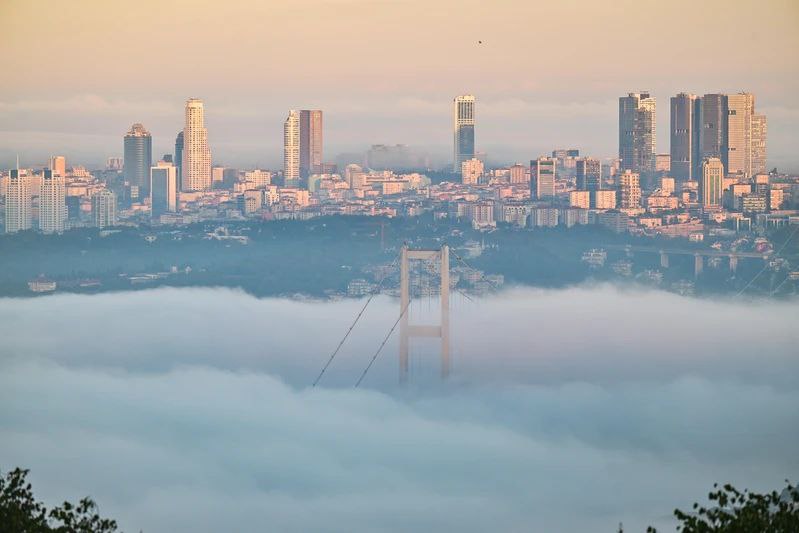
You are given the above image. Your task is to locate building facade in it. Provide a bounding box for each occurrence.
[576,157,601,191]
[4,169,32,233]
[530,157,556,200]
[700,157,724,209]
[284,110,300,185]
[299,110,323,179]
[619,92,656,174]
[182,99,211,191]
[670,93,701,182]
[461,157,483,185]
[123,123,153,195]
[150,161,178,220]
[92,189,117,227]
[39,169,66,233]
[453,95,476,171]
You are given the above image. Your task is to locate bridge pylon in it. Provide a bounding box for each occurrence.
[399,245,450,382]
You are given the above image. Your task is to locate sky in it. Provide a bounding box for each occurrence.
[1,0,798,170]
[1,285,798,532]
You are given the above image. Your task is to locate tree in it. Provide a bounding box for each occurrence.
[0,468,118,533]
[647,481,799,532]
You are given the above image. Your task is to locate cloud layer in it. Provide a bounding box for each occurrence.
[1,286,797,532]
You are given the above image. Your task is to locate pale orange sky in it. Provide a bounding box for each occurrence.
[1,0,798,168]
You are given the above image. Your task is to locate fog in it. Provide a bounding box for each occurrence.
[1,285,797,532]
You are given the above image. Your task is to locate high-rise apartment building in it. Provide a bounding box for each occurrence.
[618,170,641,209]
[670,93,702,182]
[575,157,601,191]
[726,93,754,178]
[700,94,728,165]
[5,168,32,233]
[150,161,177,220]
[299,110,323,179]
[509,164,527,184]
[619,92,656,174]
[453,95,475,171]
[182,99,211,191]
[284,110,300,185]
[174,131,184,191]
[123,123,153,195]
[51,155,66,177]
[461,158,483,185]
[530,157,556,200]
[92,189,117,227]
[751,114,767,176]
[39,169,66,233]
[700,157,724,209]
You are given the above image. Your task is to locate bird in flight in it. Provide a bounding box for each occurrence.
[478,40,482,44]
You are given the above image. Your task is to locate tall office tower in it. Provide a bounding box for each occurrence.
[39,169,66,233]
[150,161,177,220]
[700,157,724,209]
[123,123,153,196]
[283,110,300,184]
[619,92,656,174]
[530,157,556,200]
[726,92,754,178]
[174,131,184,191]
[5,168,32,233]
[461,157,483,185]
[92,189,117,227]
[182,98,212,191]
[575,157,602,191]
[751,114,767,176]
[700,94,728,166]
[51,155,66,176]
[670,93,702,182]
[453,95,476,171]
[618,170,641,209]
[299,110,323,179]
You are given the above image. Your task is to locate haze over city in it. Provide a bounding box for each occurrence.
[1,0,798,169]
[1,1,798,532]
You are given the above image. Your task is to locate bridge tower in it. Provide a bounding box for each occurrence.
[399,245,450,382]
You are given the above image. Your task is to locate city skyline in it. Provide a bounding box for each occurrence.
[1,0,797,170]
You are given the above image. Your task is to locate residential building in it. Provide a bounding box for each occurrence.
[299,110,323,178]
[284,110,300,185]
[5,168,32,233]
[461,157,483,185]
[182,98,211,191]
[39,169,66,233]
[92,189,117,227]
[700,157,724,209]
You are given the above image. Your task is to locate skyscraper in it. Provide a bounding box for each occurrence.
[619,92,656,174]
[700,157,724,209]
[575,157,601,191]
[174,131,184,191]
[51,155,66,177]
[92,189,117,228]
[284,110,300,185]
[39,169,66,233]
[150,161,178,220]
[182,98,211,192]
[453,95,475,171]
[530,157,556,200]
[726,92,754,178]
[5,168,32,233]
[123,123,153,195]
[751,114,767,176]
[700,94,728,166]
[299,110,323,179]
[670,93,701,182]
